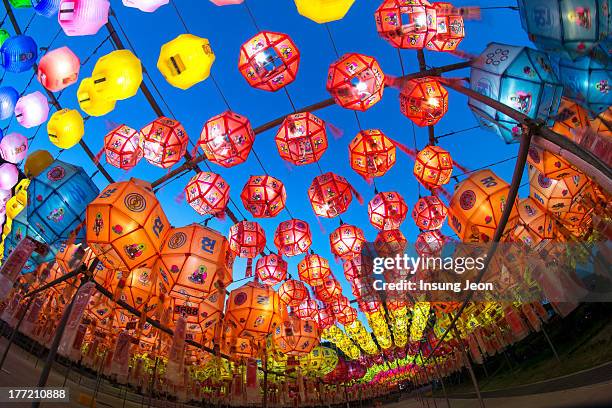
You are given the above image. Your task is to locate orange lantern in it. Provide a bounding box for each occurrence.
[343,254,371,281]
[140,117,188,169]
[513,197,557,246]
[314,305,336,330]
[307,172,355,218]
[412,195,448,230]
[426,2,465,52]
[413,145,453,189]
[104,124,143,171]
[298,253,332,287]
[527,145,579,180]
[374,0,437,49]
[170,291,225,342]
[552,97,590,140]
[199,110,255,168]
[589,107,610,138]
[528,166,590,214]
[326,53,385,111]
[274,219,312,257]
[314,276,342,303]
[368,191,408,230]
[327,295,350,316]
[222,332,259,360]
[349,129,397,179]
[374,229,407,257]
[240,175,287,218]
[228,221,266,259]
[400,78,449,127]
[238,31,300,92]
[278,279,308,307]
[117,266,160,312]
[55,242,86,273]
[415,230,445,256]
[293,297,318,321]
[275,112,327,165]
[184,171,230,216]
[273,313,319,356]
[329,223,365,260]
[255,253,287,286]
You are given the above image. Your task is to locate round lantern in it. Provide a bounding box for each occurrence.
[368,191,408,230]
[228,221,266,259]
[298,253,331,286]
[426,2,465,52]
[199,110,255,167]
[329,223,365,261]
[349,129,396,179]
[314,306,336,330]
[294,0,355,23]
[225,280,282,339]
[184,171,230,216]
[357,298,381,314]
[37,46,80,92]
[47,109,85,149]
[32,0,61,17]
[86,178,168,271]
[275,112,327,165]
[278,279,308,307]
[342,254,371,281]
[374,229,407,257]
[528,165,590,214]
[240,175,287,218]
[91,49,142,101]
[413,145,453,189]
[104,124,143,170]
[293,297,317,321]
[122,0,168,12]
[327,53,385,111]
[28,159,100,244]
[157,34,215,90]
[527,144,579,180]
[469,43,563,143]
[15,92,49,128]
[374,0,437,49]
[307,172,354,218]
[400,77,449,127]
[255,253,287,286]
[335,305,357,326]
[238,31,300,92]
[274,218,312,256]
[412,195,448,230]
[513,197,557,246]
[299,346,338,377]
[415,230,445,257]
[24,149,54,178]
[0,86,19,120]
[0,163,19,190]
[273,313,319,356]
[77,77,116,117]
[0,35,37,73]
[141,116,189,169]
[314,277,342,303]
[58,0,110,36]
[0,132,28,163]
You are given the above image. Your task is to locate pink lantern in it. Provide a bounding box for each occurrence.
[122,0,169,13]
[0,190,11,208]
[15,92,49,128]
[0,133,28,163]
[210,0,244,5]
[0,163,18,190]
[58,0,110,36]
[104,125,143,170]
[37,46,80,92]
[415,230,445,257]
[141,117,189,169]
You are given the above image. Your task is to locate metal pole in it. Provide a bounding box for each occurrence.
[541,325,561,362]
[0,297,32,370]
[431,354,451,408]
[262,351,268,408]
[453,327,485,408]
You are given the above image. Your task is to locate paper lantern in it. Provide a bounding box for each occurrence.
[329,223,365,261]
[32,0,61,17]
[0,35,37,73]
[0,86,19,120]
[527,144,579,180]
[469,43,563,143]
[299,346,338,376]
[590,106,611,137]
[314,306,336,330]
[47,109,85,149]
[349,129,396,179]
[552,97,591,139]
[141,116,189,169]
[122,0,168,12]
[400,77,449,126]
[513,197,557,246]
[228,221,266,259]
[298,253,331,287]
[225,280,282,339]
[293,297,317,320]
[307,172,354,218]
[86,178,168,271]
[184,171,230,216]
[9,0,31,8]
[278,279,308,307]
[0,163,18,190]
[171,291,224,342]
[3,211,56,273]
[374,229,407,257]
[336,304,357,326]
[327,53,385,111]
[15,92,49,128]
[426,2,465,51]
[412,195,448,230]
[238,31,300,92]
[374,0,437,49]
[528,165,590,213]
[314,277,342,303]
[77,77,116,116]
[413,145,453,189]
[273,313,319,356]
[210,0,243,5]
[114,266,160,312]
[294,0,355,23]
[24,150,53,178]
[199,110,255,167]
[274,219,312,257]
[0,133,28,163]
[255,253,287,286]
[91,50,142,101]
[240,175,287,218]
[415,230,445,257]
[58,0,110,36]
[357,298,381,314]
[157,34,214,90]
[37,46,80,92]
[104,124,143,170]
[275,112,327,165]
[368,191,408,230]
[342,254,371,281]
[0,30,8,46]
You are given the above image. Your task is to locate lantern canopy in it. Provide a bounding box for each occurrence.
[225,280,282,340]
[274,218,312,257]
[91,49,143,101]
[15,92,49,129]
[298,253,332,286]
[275,112,327,165]
[0,35,38,73]
[58,0,110,36]
[329,223,365,261]
[327,53,385,111]
[413,145,453,189]
[374,0,437,49]
[400,77,449,127]
[77,77,116,117]
[240,175,287,218]
[37,46,80,92]
[0,86,19,120]
[368,191,408,230]
[32,0,61,17]
[294,0,355,24]
[47,109,85,149]
[255,253,287,286]
[0,133,28,164]
[426,2,466,52]
[184,171,230,216]
[122,0,169,12]
[199,110,255,168]
[104,124,144,170]
[349,129,396,179]
[307,172,354,218]
[278,279,308,307]
[228,221,266,259]
[158,34,215,90]
[141,116,189,169]
[412,195,448,230]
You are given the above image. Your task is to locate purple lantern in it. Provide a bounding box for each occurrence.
[0,133,28,163]
[58,0,110,36]
[0,163,19,190]
[122,0,168,12]
[0,189,10,214]
[15,91,50,128]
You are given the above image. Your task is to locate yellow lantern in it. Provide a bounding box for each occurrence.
[47,109,84,149]
[24,150,53,178]
[298,346,338,377]
[77,77,116,117]
[294,0,355,24]
[91,50,143,101]
[157,34,215,90]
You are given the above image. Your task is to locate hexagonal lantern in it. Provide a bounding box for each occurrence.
[199,110,255,168]
[308,172,354,218]
[374,0,437,49]
[413,145,453,189]
[426,2,466,52]
[278,279,308,307]
[274,219,312,256]
[140,116,189,169]
[184,171,230,216]
[368,191,408,230]
[240,175,287,218]
[275,112,328,165]
[349,129,396,179]
[400,77,449,127]
[255,253,288,286]
[104,124,143,170]
[412,195,448,230]
[298,253,332,287]
[327,53,385,111]
[329,223,365,261]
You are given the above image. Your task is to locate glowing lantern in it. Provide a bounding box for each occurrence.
[9,0,31,8]
[104,124,143,170]
[448,169,518,242]
[240,175,287,218]
[37,46,80,92]
[47,109,85,149]
[374,229,407,257]
[374,0,437,49]
[169,290,224,342]
[469,43,563,143]
[0,35,37,73]
[349,129,396,179]
[273,313,319,356]
[413,145,453,189]
[368,191,408,230]
[157,34,214,90]
[184,171,230,216]
[255,254,287,286]
[513,197,557,246]
[336,305,357,325]
[527,144,579,180]
[238,31,300,92]
[278,279,308,307]
[32,0,61,17]
[528,166,589,213]
[228,221,266,259]
[275,112,327,165]
[412,195,448,230]
[24,149,54,178]
[77,77,116,116]
[314,306,336,330]
[141,116,189,169]
[0,86,19,120]
[210,0,243,5]
[0,163,19,190]
[357,298,381,314]
[299,346,338,376]
[342,254,371,281]
[307,172,354,218]
[225,280,282,339]
[199,110,255,167]
[329,223,365,260]
[0,30,7,46]
[426,2,465,51]
[0,133,28,163]
[122,0,168,12]
[91,50,142,101]
[86,178,168,271]
[327,53,385,111]
[298,253,331,286]
[15,92,49,128]
[294,0,355,23]
[590,106,611,137]
[274,219,312,256]
[415,230,445,256]
[400,77,449,126]
[58,0,110,36]
[552,97,590,140]
[294,297,317,321]
[28,160,100,244]
[314,277,342,303]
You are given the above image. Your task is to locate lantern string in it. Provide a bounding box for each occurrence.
[479,6,519,11]
[0,12,6,28]
[242,0,262,32]
[453,155,518,181]
[22,12,35,34]
[39,27,62,56]
[81,35,113,66]
[434,125,480,141]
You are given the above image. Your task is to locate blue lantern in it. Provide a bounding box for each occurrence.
[0,35,38,73]
[31,0,61,17]
[26,160,99,245]
[469,42,564,144]
[518,0,612,61]
[0,86,19,120]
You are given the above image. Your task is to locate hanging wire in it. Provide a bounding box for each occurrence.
[81,35,112,66]
[0,12,7,27]
[39,27,62,55]
[242,0,262,32]
[480,6,519,10]
[453,155,518,180]
[324,24,341,59]
[22,13,35,33]
[435,125,480,141]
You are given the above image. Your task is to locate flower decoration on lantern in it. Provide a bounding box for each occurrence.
[368,191,408,230]
[329,223,365,261]
[47,109,85,150]
[412,195,448,230]
[141,116,189,169]
[15,92,49,128]
[225,280,282,340]
[255,253,287,286]
[374,0,437,49]
[199,111,255,167]
[37,46,80,92]
[307,172,355,218]
[0,35,38,73]
[184,171,230,216]
[278,279,308,307]
[240,175,287,218]
[400,77,449,126]
[275,112,328,165]
[104,124,144,170]
[298,253,332,287]
[58,0,110,36]
[327,53,385,111]
[157,34,215,90]
[274,218,312,256]
[349,129,396,179]
[413,145,453,189]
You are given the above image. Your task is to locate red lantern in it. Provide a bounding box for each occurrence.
[238,31,300,92]
[255,254,287,286]
[426,2,465,52]
[368,191,409,230]
[326,53,385,111]
[351,276,377,301]
[184,171,230,216]
[329,223,365,260]
[413,145,453,189]
[328,295,351,315]
[293,297,318,321]
[336,305,357,326]
[199,110,255,168]
[275,112,327,165]
[298,253,332,286]
[349,129,397,179]
[415,230,445,256]
[315,306,336,330]
[374,0,437,49]
[343,255,371,281]
[37,46,80,92]
[374,229,407,257]
[104,124,143,170]
[140,116,188,169]
[358,298,381,313]
[274,219,312,257]
[307,172,354,218]
[314,277,342,303]
[228,221,266,259]
[400,78,449,127]
[278,279,308,307]
[412,195,448,230]
[240,175,287,218]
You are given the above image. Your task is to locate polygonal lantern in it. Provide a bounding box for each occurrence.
[412,195,448,230]
[141,116,189,169]
[184,171,230,216]
[314,277,342,303]
[374,229,407,257]
[225,280,282,340]
[368,191,408,230]
[275,112,328,165]
[551,97,590,140]
[104,124,144,170]
[413,145,453,189]
[528,165,590,214]
[199,110,255,167]
[37,46,80,92]
[240,175,287,218]
[274,219,312,257]
[314,305,336,330]
[228,221,266,259]
[298,253,331,286]
[415,230,445,257]
[293,297,317,321]
[426,2,466,52]
[157,34,215,90]
[349,129,396,179]
[527,144,579,180]
[273,313,319,356]
[278,279,308,307]
[255,253,287,286]
[58,0,110,37]
[329,223,365,261]
[513,197,557,247]
[307,172,354,218]
[294,0,356,24]
[326,53,385,111]
[169,290,224,344]
[374,0,437,49]
[400,77,449,127]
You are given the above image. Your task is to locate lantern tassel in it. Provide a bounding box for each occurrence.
[350,185,364,205]
[384,74,402,90]
[453,161,471,174]
[315,216,326,236]
[432,186,452,203]
[392,140,417,159]
[246,258,253,278]
[174,190,186,204]
[437,5,482,20]
[327,122,344,140]
[93,147,105,166]
[449,49,479,61]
